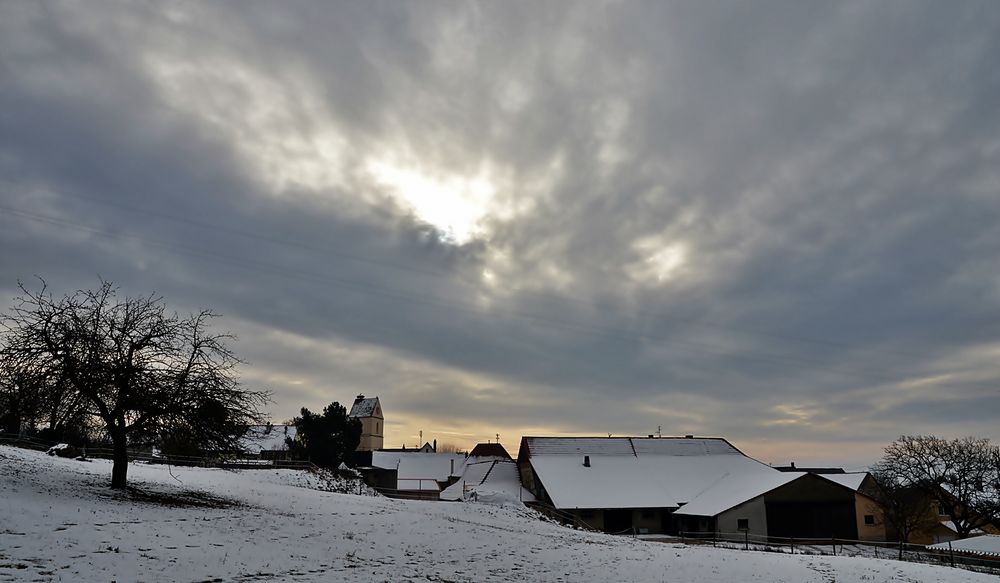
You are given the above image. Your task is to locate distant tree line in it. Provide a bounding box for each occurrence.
[871,435,1000,541]
[0,280,268,489]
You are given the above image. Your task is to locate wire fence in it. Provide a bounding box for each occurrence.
[525,501,1000,576]
[675,531,1000,576]
[0,433,319,471]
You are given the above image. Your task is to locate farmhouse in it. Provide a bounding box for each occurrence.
[517,436,862,539]
[673,471,858,540]
[776,466,887,541]
[816,472,887,541]
[364,449,468,499]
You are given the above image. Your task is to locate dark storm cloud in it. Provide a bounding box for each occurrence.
[2,1,999,463]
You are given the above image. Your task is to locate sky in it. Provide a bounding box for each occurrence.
[2,1,999,469]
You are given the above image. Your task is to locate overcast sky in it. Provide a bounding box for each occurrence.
[2,1,999,468]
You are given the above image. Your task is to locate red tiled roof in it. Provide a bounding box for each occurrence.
[469,442,512,459]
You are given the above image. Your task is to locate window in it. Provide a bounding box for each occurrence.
[737,518,749,531]
[376,422,379,433]
[938,504,949,516]
[864,514,875,525]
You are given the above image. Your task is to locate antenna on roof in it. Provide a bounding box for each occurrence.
[657,425,662,438]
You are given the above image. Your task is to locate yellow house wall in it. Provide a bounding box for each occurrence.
[856,493,887,541]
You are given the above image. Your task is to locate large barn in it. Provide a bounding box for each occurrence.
[518,436,862,539]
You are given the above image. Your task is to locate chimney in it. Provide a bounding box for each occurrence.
[791,461,796,469]
[354,394,365,404]
[684,434,694,439]
[433,439,437,452]
[647,434,654,438]
[583,455,591,467]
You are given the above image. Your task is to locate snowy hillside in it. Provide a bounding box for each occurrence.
[0,445,994,582]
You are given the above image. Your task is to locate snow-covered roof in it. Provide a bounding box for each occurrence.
[371,451,467,491]
[523,436,741,457]
[349,396,380,418]
[440,459,535,503]
[937,521,986,535]
[928,534,1000,556]
[819,472,868,492]
[239,425,296,453]
[440,460,498,500]
[524,436,779,511]
[673,472,805,517]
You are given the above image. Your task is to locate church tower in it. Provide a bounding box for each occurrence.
[348,394,384,451]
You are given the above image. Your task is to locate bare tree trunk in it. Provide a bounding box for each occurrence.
[110,429,128,489]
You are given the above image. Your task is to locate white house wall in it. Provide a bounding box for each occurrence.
[717,497,769,538]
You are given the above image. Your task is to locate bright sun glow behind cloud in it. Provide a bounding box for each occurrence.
[367,159,496,244]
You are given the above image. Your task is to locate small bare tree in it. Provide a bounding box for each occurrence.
[873,435,1000,538]
[868,469,938,542]
[1,280,269,489]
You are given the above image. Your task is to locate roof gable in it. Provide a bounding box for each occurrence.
[676,472,860,517]
[349,396,380,418]
[819,472,869,492]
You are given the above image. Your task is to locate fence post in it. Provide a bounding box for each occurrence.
[745,530,749,551]
[713,531,717,548]
[790,537,794,554]
[948,541,954,568]
[898,539,903,561]
[832,538,836,556]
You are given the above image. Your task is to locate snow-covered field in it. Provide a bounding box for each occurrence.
[1,445,995,582]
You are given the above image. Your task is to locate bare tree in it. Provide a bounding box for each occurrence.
[873,435,1000,538]
[1,280,269,488]
[868,470,938,542]
[435,442,461,453]
[0,358,43,434]
[0,350,90,440]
